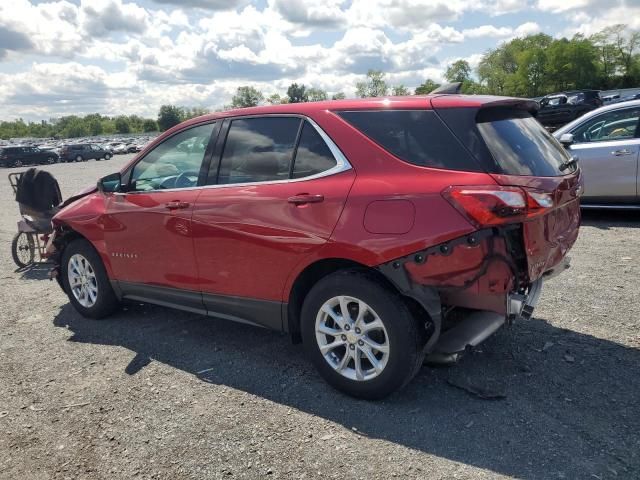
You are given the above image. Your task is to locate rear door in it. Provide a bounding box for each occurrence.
[565,106,640,203]
[103,122,218,308]
[192,116,355,329]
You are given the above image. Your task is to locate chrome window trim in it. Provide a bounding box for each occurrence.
[120,115,352,194]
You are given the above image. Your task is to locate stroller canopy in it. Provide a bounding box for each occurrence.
[15,168,63,213]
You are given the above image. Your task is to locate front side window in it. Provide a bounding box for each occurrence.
[571,108,640,143]
[217,117,300,185]
[130,122,215,191]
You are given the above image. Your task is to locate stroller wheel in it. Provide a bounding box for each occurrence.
[11,232,35,268]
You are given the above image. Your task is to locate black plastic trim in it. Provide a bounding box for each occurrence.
[117,281,284,331]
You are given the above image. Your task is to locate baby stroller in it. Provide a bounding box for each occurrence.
[9,168,62,268]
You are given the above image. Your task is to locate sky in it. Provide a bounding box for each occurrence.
[0,0,637,121]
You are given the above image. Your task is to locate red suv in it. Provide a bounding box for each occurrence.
[48,95,581,399]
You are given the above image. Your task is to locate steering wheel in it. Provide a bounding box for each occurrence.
[175,172,196,189]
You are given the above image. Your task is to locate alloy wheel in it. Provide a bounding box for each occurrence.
[315,295,390,381]
[68,253,99,308]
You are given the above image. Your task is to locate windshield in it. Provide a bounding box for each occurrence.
[476,109,575,176]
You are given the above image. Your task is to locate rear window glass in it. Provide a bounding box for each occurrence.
[336,110,482,172]
[217,117,301,185]
[476,109,575,176]
[292,122,337,179]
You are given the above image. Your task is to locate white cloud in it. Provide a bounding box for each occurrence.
[536,0,590,13]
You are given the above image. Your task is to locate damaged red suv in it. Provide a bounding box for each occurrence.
[48,95,581,399]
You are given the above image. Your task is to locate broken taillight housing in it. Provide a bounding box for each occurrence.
[442,185,554,227]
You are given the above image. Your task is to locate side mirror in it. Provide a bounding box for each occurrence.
[98,172,122,193]
[559,133,574,148]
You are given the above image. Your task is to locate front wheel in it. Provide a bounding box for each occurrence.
[301,270,427,400]
[61,239,119,319]
[11,232,35,268]
[104,153,112,160]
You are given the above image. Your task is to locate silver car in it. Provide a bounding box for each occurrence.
[554,100,640,208]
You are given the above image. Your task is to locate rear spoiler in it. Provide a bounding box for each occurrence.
[430,95,539,115]
[430,82,462,95]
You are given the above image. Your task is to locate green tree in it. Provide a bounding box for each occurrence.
[392,85,410,96]
[266,93,283,104]
[414,79,440,95]
[143,119,158,132]
[114,116,131,134]
[157,105,184,131]
[331,92,346,100]
[287,83,308,103]
[231,86,263,108]
[355,70,389,98]
[307,87,328,101]
[445,60,472,83]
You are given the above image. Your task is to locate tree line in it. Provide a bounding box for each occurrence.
[3,23,639,140]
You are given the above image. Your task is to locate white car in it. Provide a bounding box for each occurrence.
[553,100,640,208]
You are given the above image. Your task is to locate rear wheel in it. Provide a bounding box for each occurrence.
[301,270,426,399]
[12,159,23,168]
[61,239,119,319]
[105,153,112,160]
[11,232,35,268]
[75,155,83,162]
[46,156,55,164]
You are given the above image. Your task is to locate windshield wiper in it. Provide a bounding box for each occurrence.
[559,156,578,172]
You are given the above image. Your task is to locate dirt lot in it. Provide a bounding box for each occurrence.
[1,157,639,479]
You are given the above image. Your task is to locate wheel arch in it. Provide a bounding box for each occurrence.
[285,257,437,344]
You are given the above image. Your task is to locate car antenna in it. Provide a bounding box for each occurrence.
[430,82,463,94]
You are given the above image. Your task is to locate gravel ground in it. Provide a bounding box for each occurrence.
[1,157,639,479]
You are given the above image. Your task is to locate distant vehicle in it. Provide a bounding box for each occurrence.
[60,144,113,162]
[602,93,621,104]
[113,144,129,154]
[537,90,603,128]
[554,99,640,208]
[0,146,59,168]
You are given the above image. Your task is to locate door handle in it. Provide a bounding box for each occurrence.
[165,201,190,210]
[287,194,324,205]
[612,149,634,156]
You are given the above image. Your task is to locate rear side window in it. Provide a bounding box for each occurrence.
[292,122,337,179]
[218,117,301,185]
[336,110,482,171]
[476,109,574,176]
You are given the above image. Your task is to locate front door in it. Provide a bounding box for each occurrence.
[568,106,640,203]
[103,122,217,308]
[192,116,355,329]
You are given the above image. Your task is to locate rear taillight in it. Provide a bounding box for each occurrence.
[442,185,553,227]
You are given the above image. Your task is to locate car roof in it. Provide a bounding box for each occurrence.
[182,94,532,123]
[554,99,640,136]
[166,94,530,129]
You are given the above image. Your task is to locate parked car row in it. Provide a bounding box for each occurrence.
[0,143,113,167]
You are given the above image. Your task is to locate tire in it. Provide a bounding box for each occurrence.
[11,232,35,268]
[75,155,83,162]
[46,156,55,164]
[105,153,112,160]
[300,269,427,400]
[12,159,23,168]
[61,239,119,319]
